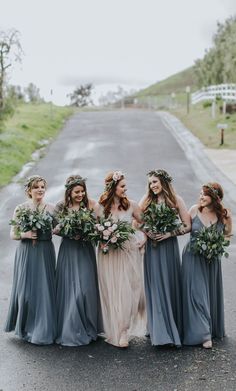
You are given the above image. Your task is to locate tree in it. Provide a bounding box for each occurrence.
[68,83,93,107]
[24,82,43,103]
[0,29,23,111]
[194,16,236,87]
[7,84,25,101]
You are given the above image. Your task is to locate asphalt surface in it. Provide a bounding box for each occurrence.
[0,110,236,391]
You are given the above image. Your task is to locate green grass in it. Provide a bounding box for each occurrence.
[135,67,198,97]
[0,103,74,187]
[132,64,236,150]
[171,103,236,149]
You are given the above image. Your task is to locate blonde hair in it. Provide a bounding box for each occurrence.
[24,175,47,198]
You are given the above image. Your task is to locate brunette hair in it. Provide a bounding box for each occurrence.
[24,175,47,198]
[143,169,177,212]
[64,175,88,209]
[198,182,228,223]
[99,171,130,218]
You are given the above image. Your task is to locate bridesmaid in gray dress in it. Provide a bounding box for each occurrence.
[5,175,57,344]
[54,175,102,346]
[139,169,191,347]
[182,183,232,348]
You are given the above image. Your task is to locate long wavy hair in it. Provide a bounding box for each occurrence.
[198,182,228,223]
[99,171,130,218]
[64,175,88,210]
[25,175,47,198]
[143,169,177,212]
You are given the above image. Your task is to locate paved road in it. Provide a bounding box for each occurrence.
[0,110,236,391]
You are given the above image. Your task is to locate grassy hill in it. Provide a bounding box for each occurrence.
[135,66,197,97]
[0,103,74,187]
[131,66,236,150]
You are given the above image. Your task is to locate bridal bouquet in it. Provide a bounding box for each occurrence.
[89,217,135,254]
[55,207,96,240]
[142,202,182,237]
[10,206,53,245]
[191,225,230,262]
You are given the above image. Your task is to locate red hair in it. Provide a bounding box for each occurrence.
[199,182,228,223]
[99,172,130,218]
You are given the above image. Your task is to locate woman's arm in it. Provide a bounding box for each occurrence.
[10,207,21,240]
[52,201,64,235]
[132,200,143,224]
[174,195,192,234]
[224,209,233,239]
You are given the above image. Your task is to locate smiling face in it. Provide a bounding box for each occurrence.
[70,185,86,204]
[29,180,46,201]
[148,175,163,195]
[115,179,127,198]
[199,190,212,208]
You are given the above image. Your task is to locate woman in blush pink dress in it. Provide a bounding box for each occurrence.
[97,171,146,348]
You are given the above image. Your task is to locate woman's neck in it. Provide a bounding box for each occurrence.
[202,205,214,213]
[69,201,81,209]
[156,193,165,203]
[113,196,120,206]
[30,199,44,207]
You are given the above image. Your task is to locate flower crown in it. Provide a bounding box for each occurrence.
[147,169,172,183]
[204,183,220,198]
[24,175,46,190]
[105,171,123,191]
[65,178,87,189]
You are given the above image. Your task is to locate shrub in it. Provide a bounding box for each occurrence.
[202,100,212,108]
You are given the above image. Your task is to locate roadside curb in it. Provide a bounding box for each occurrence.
[158,111,236,213]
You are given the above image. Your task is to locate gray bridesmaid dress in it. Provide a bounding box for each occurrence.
[144,236,182,347]
[182,215,225,345]
[5,229,57,345]
[56,234,102,346]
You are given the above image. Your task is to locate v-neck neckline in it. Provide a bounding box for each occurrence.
[196,214,218,228]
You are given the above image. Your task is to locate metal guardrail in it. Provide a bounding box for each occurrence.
[191,84,236,104]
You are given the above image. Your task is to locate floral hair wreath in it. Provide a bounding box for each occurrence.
[147,169,172,183]
[105,171,124,192]
[65,178,87,189]
[203,183,220,199]
[24,175,46,190]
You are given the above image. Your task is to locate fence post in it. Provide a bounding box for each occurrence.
[186,86,191,114]
[217,123,228,145]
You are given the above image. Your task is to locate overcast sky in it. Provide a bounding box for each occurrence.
[2,0,236,105]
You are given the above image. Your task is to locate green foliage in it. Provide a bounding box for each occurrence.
[10,206,53,235]
[191,224,230,262]
[68,83,93,107]
[142,202,182,234]
[194,16,236,86]
[24,82,43,103]
[55,207,96,240]
[202,100,212,108]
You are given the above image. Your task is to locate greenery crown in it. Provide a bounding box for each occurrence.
[24,175,46,190]
[65,178,87,189]
[147,169,172,183]
[204,183,220,198]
